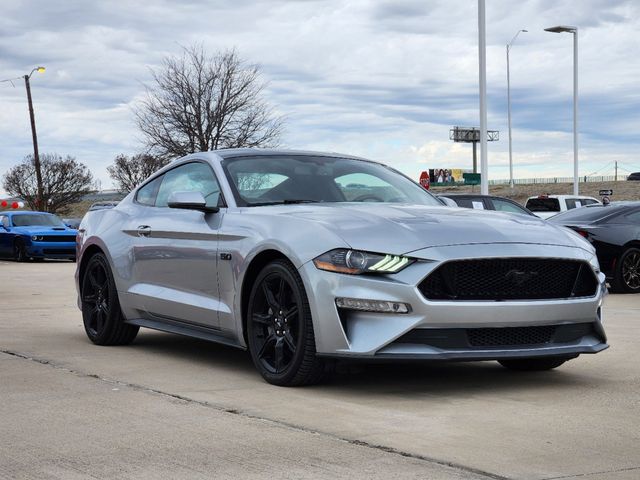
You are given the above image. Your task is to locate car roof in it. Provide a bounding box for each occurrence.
[0,210,52,216]
[181,148,370,163]
[526,195,599,200]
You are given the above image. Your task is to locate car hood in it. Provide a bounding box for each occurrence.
[274,203,590,255]
[11,226,76,235]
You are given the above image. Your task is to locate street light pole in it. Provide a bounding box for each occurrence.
[478,0,489,195]
[545,25,579,195]
[506,29,527,189]
[24,71,44,210]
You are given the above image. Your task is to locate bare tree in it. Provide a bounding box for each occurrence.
[2,153,95,213]
[135,45,283,158]
[107,153,170,192]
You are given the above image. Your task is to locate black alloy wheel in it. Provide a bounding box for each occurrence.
[81,253,139,345]
[13,239,28,262]
[247,259,324,386]
[611,247,640,293]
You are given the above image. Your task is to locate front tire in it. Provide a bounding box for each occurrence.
[13,239,28,262]
[610,247,640,293]
[247,259,325,386]
[81,253,139,345]
[498,357,569,371]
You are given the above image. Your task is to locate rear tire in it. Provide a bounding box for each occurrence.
[610,247,640,293]
[498,357,569,371]
[80,253,139,345]
[247,259,325,386]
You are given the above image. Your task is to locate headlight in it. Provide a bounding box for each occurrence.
[313,249,414,274]
[32,235,37,241]
[31,235,43,241]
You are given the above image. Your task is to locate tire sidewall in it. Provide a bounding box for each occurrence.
[247,260,313,385]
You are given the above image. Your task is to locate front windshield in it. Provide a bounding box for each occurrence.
[11,214,66,227]
[222,155,442,207]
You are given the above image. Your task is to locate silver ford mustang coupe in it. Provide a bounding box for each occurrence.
[75,149,608,386]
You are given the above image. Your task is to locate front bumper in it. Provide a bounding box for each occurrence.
[299,243,608,359]
[27,241,76,259]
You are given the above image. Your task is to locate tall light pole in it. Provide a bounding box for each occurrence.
[478,0,489,195]
[545,25,578,195]
[506,29,527,189]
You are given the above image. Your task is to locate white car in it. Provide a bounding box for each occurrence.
[525,195,601,219]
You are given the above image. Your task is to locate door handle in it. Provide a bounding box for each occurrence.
[137,225,151,237]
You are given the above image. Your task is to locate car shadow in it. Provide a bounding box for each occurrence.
[126,330,596,396]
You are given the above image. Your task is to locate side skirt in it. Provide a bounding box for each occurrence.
[125,318,245,350]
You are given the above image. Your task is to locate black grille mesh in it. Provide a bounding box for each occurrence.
[468,326,555,347]
[419,258,597,301]
[40,235,76,242]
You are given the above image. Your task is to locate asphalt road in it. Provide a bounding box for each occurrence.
[1,261,639,480]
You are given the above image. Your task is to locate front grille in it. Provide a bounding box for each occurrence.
[43,248,75,255]
[39,235,76,242]
[419,258,598,301]
[468,326,555,346]
[393,323,594,350]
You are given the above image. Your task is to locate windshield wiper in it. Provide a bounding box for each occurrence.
[245,199,321,207]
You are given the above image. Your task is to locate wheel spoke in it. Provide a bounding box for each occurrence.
[83,295,97,305]
[277,277,287,307]
[252,313,272,325]
[88,269,100,290]
[274,337,284,372]
[257,334,276,360]
[283,332,296,353]
[262,282,279,311]
[284,305,298,320]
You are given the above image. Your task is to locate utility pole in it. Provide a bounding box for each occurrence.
[24,73,44,211]
[24,67,46,209]
[615,161,618,181]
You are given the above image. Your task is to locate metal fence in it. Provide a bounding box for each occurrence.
[488,175,620,186]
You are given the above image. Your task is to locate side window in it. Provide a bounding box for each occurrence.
[155,162,222,208]
[582,199,598,206]
[566,199,582,209]
[492,199,526,214]
[136,176,163,206]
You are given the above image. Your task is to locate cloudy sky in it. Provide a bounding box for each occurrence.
[1,0,639,192]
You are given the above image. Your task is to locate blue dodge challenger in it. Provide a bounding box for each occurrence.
[0,211,78,261]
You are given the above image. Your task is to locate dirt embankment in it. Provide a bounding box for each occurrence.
[434,181,640,205]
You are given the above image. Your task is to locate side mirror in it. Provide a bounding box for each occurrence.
[167,191,219,214]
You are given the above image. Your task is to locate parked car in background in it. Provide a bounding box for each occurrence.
[549,202,640,293]
[0,211,77,261]
[439,194,535,216]
[627,172,640,181]
[525,195,601,219]
[75,149,607,386]
[88,201,119,211]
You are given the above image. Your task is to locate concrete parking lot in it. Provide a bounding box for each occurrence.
[1,261,639,480]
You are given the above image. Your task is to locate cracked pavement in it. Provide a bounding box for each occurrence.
[1,261,639,479]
